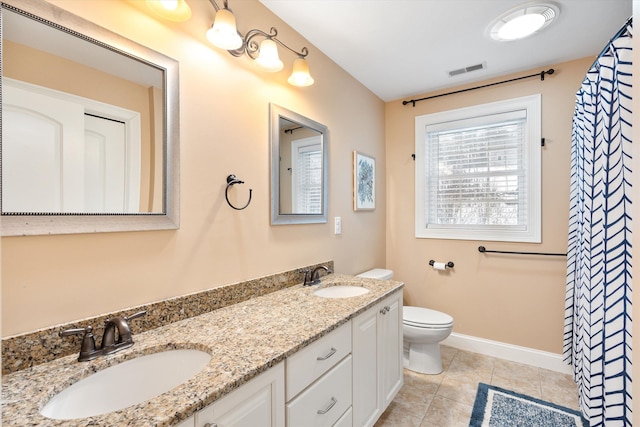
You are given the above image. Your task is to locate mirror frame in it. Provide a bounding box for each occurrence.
[270,104,328,225]
[1,0,180,236]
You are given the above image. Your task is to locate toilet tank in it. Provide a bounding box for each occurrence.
[357,268,393,280]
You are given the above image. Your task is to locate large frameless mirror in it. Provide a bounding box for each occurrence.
[270,104,328,225]
[1,0,179,235]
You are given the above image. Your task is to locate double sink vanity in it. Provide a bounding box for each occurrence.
[1,274,403,426]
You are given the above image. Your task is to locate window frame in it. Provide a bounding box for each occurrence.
[414,94,541,242]
[291,136,323,214]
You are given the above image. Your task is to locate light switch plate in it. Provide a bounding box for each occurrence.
[334,217,342,235]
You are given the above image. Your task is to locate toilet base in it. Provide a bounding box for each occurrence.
[403,342,443,375]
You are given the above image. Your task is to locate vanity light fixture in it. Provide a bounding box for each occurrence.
[489,2,559,41]
[146,0,192,22]
[206,0,314,86]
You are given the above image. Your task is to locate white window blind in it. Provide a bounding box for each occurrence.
[415,95,541,242]
[292,137,322,214]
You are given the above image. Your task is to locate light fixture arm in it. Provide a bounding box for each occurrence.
[241,27,309,60]
[208,0,226,12]
[208,0,308,59]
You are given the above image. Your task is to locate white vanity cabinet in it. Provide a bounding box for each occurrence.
[194,362,285,427]
[174,290,403,427]
[352,291,403,427]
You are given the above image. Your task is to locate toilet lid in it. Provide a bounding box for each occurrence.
[403,306,454,327]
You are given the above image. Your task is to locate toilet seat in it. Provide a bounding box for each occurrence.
[403,306,454,328]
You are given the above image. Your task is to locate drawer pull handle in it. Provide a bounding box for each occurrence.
[317,397,337,414]
[204,424,217,427]
[316,347,337,361]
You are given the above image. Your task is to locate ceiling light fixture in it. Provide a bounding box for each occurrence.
[489,3,559,41]
[146,0,192,22]
[206,0,313,86]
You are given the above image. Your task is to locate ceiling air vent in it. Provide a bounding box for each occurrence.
[448,63,486,77]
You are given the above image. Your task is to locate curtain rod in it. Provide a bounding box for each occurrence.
[590,16,632,70]
[402,69,555,107]
[478,246,566,257]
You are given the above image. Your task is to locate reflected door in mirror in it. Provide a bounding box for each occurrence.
[3,80,141,213]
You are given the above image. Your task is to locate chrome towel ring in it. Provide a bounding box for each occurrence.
[225,174,252,210]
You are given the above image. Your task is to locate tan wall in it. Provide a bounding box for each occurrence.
[385,58,593,354]
[1,0,386,336]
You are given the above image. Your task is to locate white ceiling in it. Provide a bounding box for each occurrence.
[259,0,632,102]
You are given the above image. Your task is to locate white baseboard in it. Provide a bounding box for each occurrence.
[442,332,572,374]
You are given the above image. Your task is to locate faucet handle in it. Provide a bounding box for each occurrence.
[59,326,92,337]
[125,310,147,323]
[60,326,98,361]
[301,269,312,286]
[122,310,147,340]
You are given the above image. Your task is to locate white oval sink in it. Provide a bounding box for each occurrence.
[40,349,211,420]
[314,285,370,298]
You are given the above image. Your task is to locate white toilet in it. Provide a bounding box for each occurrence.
[357,268,454,375]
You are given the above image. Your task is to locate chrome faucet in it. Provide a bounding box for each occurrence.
[303,265,332,286]
[59,310,146,362]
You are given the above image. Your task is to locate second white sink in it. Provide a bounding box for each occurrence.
[314,285,370,298]
[40,349,211,420]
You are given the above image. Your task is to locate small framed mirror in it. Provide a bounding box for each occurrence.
[1,0,180,236]
[270,104,328,225]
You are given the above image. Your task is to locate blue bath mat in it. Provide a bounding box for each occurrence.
[469,383,589,427]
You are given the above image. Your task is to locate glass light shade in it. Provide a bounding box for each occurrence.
[146,0,192,22]
[498,14,546,40]
[255,39,284,72]
[207,8,243,50]
[288,58,314,87]
[490,4,558,42]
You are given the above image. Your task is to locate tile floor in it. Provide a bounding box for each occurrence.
[375,345,581,427]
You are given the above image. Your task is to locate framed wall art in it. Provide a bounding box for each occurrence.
[353,151,375,211]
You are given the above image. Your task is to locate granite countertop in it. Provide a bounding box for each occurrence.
[1,274,403,426]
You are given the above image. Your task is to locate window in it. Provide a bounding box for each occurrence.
[291,136,323,214]
[415,95,541,242]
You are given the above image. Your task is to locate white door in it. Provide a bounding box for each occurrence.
[84,115,128,212]
[2,79,139,213]
[2,83,85,212]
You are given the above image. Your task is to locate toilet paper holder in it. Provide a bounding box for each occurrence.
[429,260,455,269]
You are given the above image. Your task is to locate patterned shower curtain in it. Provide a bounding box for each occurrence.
[564,18,632,427]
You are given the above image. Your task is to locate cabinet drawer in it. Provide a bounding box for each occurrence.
[286,321,351,400]
[286,355,352,427]
[333,407,352,427]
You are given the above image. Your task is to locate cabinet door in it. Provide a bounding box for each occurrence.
[352,303,380,427]
[196,362,285,427]
[175,416,194,427]
[379,292,403,408]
